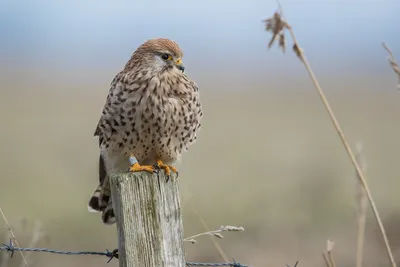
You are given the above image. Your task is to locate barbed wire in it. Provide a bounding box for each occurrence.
[0,240,248,267]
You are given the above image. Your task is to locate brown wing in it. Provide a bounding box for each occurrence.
[94,122,101,136]
[93,74,122,146]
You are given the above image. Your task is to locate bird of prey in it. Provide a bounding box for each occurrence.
[88,38,203,224]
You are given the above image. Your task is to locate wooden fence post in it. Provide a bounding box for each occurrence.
[110,171,185,267]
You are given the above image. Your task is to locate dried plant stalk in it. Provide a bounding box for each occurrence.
[264,3,396,267]
[19,221,44,267]
[322,240,337,267]
[382,42,400,89]
[263,12,289,51]
[286,261,299,267]
[322,252,333,267]
[0,208,28,266]
[184,225,244,244]
[355,142,368,267]
[327,240,337,267]
[191,206,230,262]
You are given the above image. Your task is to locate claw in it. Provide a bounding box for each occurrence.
[128,154,155,173]
[129,163,154,173]
[155,160,178,182]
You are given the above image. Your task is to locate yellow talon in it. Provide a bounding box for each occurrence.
[156,160,178,177]
[129,154,154,173]
[129,162,154,173]
[170,165,178,173]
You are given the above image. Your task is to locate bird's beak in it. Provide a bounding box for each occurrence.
[175,59,185,72]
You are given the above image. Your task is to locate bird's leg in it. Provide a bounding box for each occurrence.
[128,154,155,173]
[154,160,178,181]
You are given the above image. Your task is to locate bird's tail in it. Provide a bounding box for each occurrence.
[87,155,116,225]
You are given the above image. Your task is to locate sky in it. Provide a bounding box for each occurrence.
[0,0,399,87]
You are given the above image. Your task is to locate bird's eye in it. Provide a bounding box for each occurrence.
[161,53,172,60]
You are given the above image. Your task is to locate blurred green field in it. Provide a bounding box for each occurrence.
[1,72,400,267]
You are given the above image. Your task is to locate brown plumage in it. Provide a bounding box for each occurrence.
[88,38,203,224]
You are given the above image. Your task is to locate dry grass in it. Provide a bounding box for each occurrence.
[264,2,396,267]
[322,240,337,267]
[20,221,46,267]
[355,142,368,267]
[0,215,47,267]
[0,208,28,267]
[382,42,400,89]
[189,206,230,262]
[184,224,244,244]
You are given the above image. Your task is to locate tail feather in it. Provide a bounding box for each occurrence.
[87,181,110,212]
[87,185,102,212]
[87,154,116,224]
[102,204,116,225]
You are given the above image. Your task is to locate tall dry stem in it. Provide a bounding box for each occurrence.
[355,142,368,267]
[322,239,337,267]
[0,208,28,266]
[191,205,230,262]
[184,225,244,244]
[264,2,396,267]
[19,221,44,267]
[382,42,400,89]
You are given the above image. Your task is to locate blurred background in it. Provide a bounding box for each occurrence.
[1,0,400,266]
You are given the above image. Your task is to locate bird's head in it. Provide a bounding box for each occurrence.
[127,38,185,73]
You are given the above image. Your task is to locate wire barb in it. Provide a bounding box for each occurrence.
[0,243,247,266]
[0,241,118,263]
[3,239,15,258]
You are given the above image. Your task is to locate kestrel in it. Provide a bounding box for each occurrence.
[88,38,203,224]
